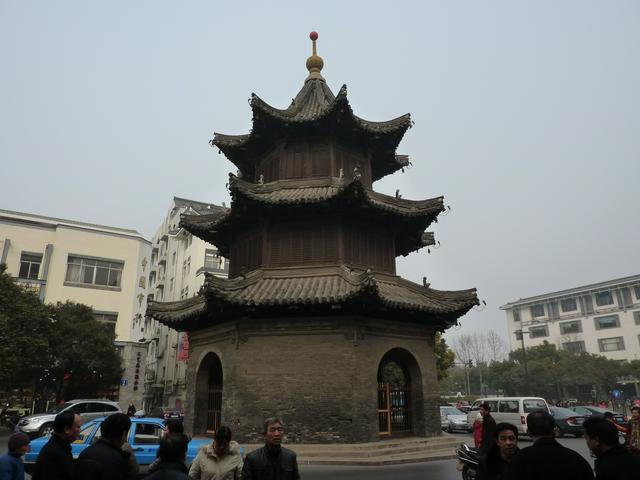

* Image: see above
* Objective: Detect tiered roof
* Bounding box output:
[211,78,410,182]
[147,32,478,332]
[147,266,478,330]
[180,174,444,257]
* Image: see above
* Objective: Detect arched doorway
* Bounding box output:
[194,352,223,436]
[377,348,423,436]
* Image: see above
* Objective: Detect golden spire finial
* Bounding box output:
[306,31,324,80]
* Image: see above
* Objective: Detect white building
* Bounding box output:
[142,197,228,412]
[501,274,640,361]
[0,209,151,341]
[0,208,152,408]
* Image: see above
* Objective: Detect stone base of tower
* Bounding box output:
[183,316,443,444]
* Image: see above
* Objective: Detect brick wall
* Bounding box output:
[183,316,441,443]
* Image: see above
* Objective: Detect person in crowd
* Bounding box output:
[76,413,138,480]
[603,412,627,436]
[148,419,187,473]
[189,425,242,480]
[626,406,640,455]
[584,416,640,479]
[0,432,30,480]
[241,417,299,480]
[144,434,190,480]
[513,411,593,480]
[126,404,137,417]
[479,403,497,455]
[473,411,483,449]
[32,411,82,480]
[163,419,184,437]
[476,422,519,480]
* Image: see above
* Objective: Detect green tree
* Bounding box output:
[45,301,123,400]
[435,332,455,381]
[0,264,52,391]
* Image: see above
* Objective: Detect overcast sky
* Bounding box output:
[2,1,638,344]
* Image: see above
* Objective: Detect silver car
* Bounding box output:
[16,399,121,438]
[440,406,471,433]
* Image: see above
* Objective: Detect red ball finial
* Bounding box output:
[309,31,318,41]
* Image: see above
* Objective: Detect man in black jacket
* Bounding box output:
[76,413,138,480]
[477,422,519,480]
[584,416,640,480]
[32,411,82,480]
[479,402,497,455]
[242,417,300,480]
[513,411,593,480]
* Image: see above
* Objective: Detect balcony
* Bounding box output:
[156,275,165,288]
[158,252,167,265]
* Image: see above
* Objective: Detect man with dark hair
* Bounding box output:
[479,402,497,455]
[0,432,31,480]
[145,434,190,479]
[476,423,519,480]
[76,413,138,480]
[242,417,300,480]
[32,411,82,480]
[584,416,640,479]
[513,411,593,480]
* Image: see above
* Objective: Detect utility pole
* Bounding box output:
[518,329,530,395]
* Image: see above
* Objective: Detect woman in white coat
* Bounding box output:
[189,426,243,480]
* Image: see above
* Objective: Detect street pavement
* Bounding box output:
[1,428,595,480]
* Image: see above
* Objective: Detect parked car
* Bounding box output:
[0,406,31,429]
[466,397,550,435]
[569,405,628,428]
[549,406,586,437]
[15,399,121,438]
[440,406,471,433]
[23,417,213,476]
[148,406,184,422]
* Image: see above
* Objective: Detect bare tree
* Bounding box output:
[452,330,508,365]
[451,334,474,365]
[485,330,508,362]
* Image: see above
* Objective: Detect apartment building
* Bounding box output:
[142,197,228,412]
[0,209,152,408]
[500,274,640,361]
[0,209,151,341]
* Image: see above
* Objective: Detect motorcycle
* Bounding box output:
[456,443,479,480]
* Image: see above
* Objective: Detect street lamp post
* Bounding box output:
[517,329,530,394]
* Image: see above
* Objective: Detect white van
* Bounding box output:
[466,397,550,434]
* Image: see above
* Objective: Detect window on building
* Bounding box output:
[515,330,523,341]
[595,291,614,306]
[19,253,42,280]
[169,278,174,292]
[184,286,189,297]
[598,337,625,352]
[563,341,586,354]
[204,249,217,269]
[594,314,620,330]
[560,298,577,312]
[530,304,545,318]
[187,256,190,275]
[529,325,549,338]
[94,313,117,334]
[559,320,582,334]
[634,311,640,326]
[172,252,176,265]
[513,310,521,322]
[182,260,187,279]
[65,256,123,288]
[634,286,640,300]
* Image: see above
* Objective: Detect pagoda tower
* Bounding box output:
[147,33,478,443]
